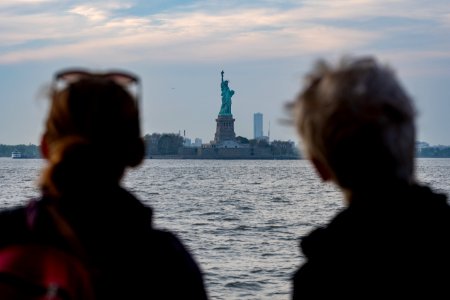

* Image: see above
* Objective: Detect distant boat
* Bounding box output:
[11,151,22,159]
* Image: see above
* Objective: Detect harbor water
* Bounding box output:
[1,158,450,299]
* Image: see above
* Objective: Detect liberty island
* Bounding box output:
[147,71,299,159]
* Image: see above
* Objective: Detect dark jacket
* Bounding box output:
[0,186,208,300]
[293,184,450,299]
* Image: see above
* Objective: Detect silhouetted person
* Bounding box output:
[289,57,450,298]
[0,69,208,299]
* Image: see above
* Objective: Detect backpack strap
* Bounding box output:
[0,199,95,300]
[0,244,93,300]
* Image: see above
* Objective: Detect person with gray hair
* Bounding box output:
[290,56,450,298]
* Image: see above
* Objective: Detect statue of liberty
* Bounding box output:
[219,70,235,115]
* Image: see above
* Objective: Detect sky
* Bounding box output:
[0,0,449,146]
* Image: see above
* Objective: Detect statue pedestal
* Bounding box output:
[214,115,236,144]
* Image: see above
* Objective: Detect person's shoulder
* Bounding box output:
[147,228,203,272]
[412,184,448,206]
[104,187,153,223]
[117,187,152,210]
[406,184,450,220]
[144,228,208,299]
[149,229,192,256]
[300,204,368,259]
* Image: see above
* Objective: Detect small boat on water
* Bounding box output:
[11,151,22,159]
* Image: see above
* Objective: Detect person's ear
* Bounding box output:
[310,157,333,182]
[40,134,49,159]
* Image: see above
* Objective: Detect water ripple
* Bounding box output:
[2,158,450,299]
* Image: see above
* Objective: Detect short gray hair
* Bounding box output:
[293,56,416,190]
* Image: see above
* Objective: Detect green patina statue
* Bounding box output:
[219,70,235,116]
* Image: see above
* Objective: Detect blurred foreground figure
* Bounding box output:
[290,57,450,299]
[0,69,208,299]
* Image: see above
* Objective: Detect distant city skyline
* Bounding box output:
[1,1,450,146]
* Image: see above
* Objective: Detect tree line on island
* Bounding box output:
[1,139,450,158]
[143,133,299,157]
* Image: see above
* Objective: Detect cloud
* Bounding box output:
[0,13,75,46]
[0,1,136,47]
[0,1,448,66]
[69,5,109,22]
[0,0,55,6]
[68,2,133,22]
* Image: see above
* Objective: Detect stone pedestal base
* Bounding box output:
[214,115,236,143]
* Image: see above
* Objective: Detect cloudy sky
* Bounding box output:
[1,0,449,146]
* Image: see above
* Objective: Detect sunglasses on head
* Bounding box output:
[53,68,141,104]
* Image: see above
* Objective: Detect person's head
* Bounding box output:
[41,69,145,197]
[292,56,416,194]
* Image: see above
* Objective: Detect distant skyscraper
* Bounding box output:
[254,113,263,139]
